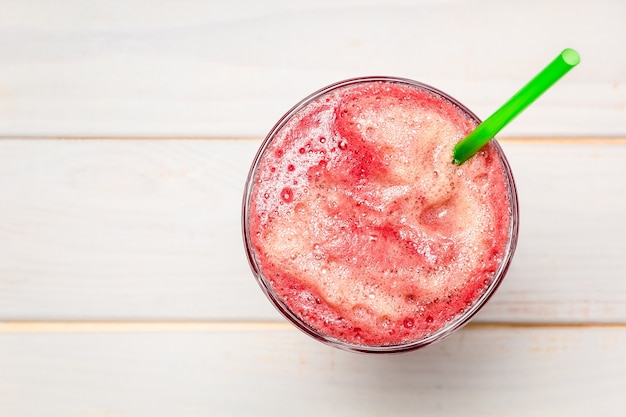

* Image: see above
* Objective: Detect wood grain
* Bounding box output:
[0,326,625,416]
[0,138,624,322]
[0,0,624,137]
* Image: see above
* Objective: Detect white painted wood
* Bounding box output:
[0,138,280,320]
[0,0,624,137]
[0,2,623,414]
[0,325,624,416]
[0,138,624,322]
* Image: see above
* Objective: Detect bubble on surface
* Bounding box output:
[377,315,391,329]
[280,187,293,203]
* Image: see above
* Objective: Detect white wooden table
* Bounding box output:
[1,1,625,415]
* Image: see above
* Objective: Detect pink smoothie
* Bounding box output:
[244,78,516,350]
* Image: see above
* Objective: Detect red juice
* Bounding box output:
[243,77,518,353]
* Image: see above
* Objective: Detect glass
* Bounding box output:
[242,77,519,353]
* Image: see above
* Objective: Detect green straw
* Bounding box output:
[453,48,580,165]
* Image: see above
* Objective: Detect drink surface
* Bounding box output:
[246,79,512,348]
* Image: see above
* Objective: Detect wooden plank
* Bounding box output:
[0,0,624,137]
[0,138,280,320]
[0,325,625,416]
[0,138,625,322]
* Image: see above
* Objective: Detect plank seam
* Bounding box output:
[1,321,625,333]
[1,136,626,144]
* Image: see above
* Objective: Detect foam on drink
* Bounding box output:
[246,79,513,348]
